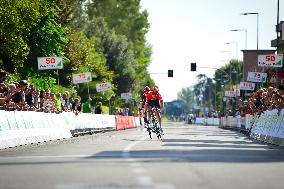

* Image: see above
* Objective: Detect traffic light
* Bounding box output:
[191,63,196,71]
[168,70,173,77]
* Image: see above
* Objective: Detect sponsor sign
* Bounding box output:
[38,57,63,70]
[121,92,132,99]
[72,72,92,84]
[247,72,267,83]
[96,82,112,92]
[258,54,283,67]
[225,90,236,97]
[240,82,255,91]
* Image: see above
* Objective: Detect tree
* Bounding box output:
[0,0,53,72]
[177,87,195,113]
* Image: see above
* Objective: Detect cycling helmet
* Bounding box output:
[143,86,150,93]
[152,86,159,91]
[152,86,159,95]
[152,87,159,95]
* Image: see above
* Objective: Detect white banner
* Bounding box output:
[72,72,92,84]
[240,82,255,91]
[37,57,63,70]
[96,82,112,92]
[258,54,283,67]
[121,92,132,99]
[247,72,267,83]
[225,90,236,97]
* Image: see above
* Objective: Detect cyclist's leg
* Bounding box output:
[155,109,163,134]
[156,109,161,127]
[145,102,151,124]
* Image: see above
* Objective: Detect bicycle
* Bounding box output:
[146,107,163,140]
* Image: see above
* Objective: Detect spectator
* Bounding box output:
[118,109,124,115]
[123,108,129,116]
[62,91,71,111]
[95,102,103,114]
[82,98,92,113]
[12,80,28,110]
[43,90,53,112]
[55,92,63,112]
[72,98,82,115]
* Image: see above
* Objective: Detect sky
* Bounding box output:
[140,0,284,102]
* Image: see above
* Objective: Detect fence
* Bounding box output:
[0,111,139,149]
[219,109,284,146]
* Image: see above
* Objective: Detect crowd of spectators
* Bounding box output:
[0,70,105,115]
[238,86,284,116]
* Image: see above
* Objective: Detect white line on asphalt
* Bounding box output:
[136,176,153,186]
[0,155,89,159]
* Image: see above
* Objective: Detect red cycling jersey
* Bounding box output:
[146,90,163,102]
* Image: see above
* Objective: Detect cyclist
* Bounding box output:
[139,86,151,126]
[145,86,164,133]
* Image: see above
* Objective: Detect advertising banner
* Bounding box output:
[121,92,132,99]
[96,82,112,92]
[247,72,267,83]
[225,90,236,97]
[72,72,92,84]
[37,57,63,70]
[258,54,283,67]
[240,82,255,91]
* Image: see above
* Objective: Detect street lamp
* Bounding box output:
[230,29,247,50]
[231,29,247,82]
[240,12,259,50]
[224,42,238,60]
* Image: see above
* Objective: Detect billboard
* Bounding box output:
[72,72,92,84]
[38,57,63,70]
[258,54,283,67]
[240,82,255,91]
[121,92,132,99]
[247,72,267,83]
[96,82,112,92]
[225,90,236,97]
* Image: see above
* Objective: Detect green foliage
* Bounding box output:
[27,72,56,90]
[0,0,153,108]
[4,72,20,85]
[0,0,53,70]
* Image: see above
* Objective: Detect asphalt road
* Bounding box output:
[0,121,284,189]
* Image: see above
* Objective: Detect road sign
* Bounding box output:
[72,72,92,84]
[121,92,132,99]
[247,72,267,83]
[258,54,283,67]
[37,57,63,70]
[240,82,255,91]
[96,82,112,92]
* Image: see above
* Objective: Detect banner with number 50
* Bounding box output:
[37,57,63,70]
[258,54,283,67]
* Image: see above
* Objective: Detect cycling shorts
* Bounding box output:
[147,99,160,109]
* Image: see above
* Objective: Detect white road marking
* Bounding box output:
[136,176,153,186]
[0,155,88,159]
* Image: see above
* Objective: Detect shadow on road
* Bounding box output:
[86,147,284,163]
